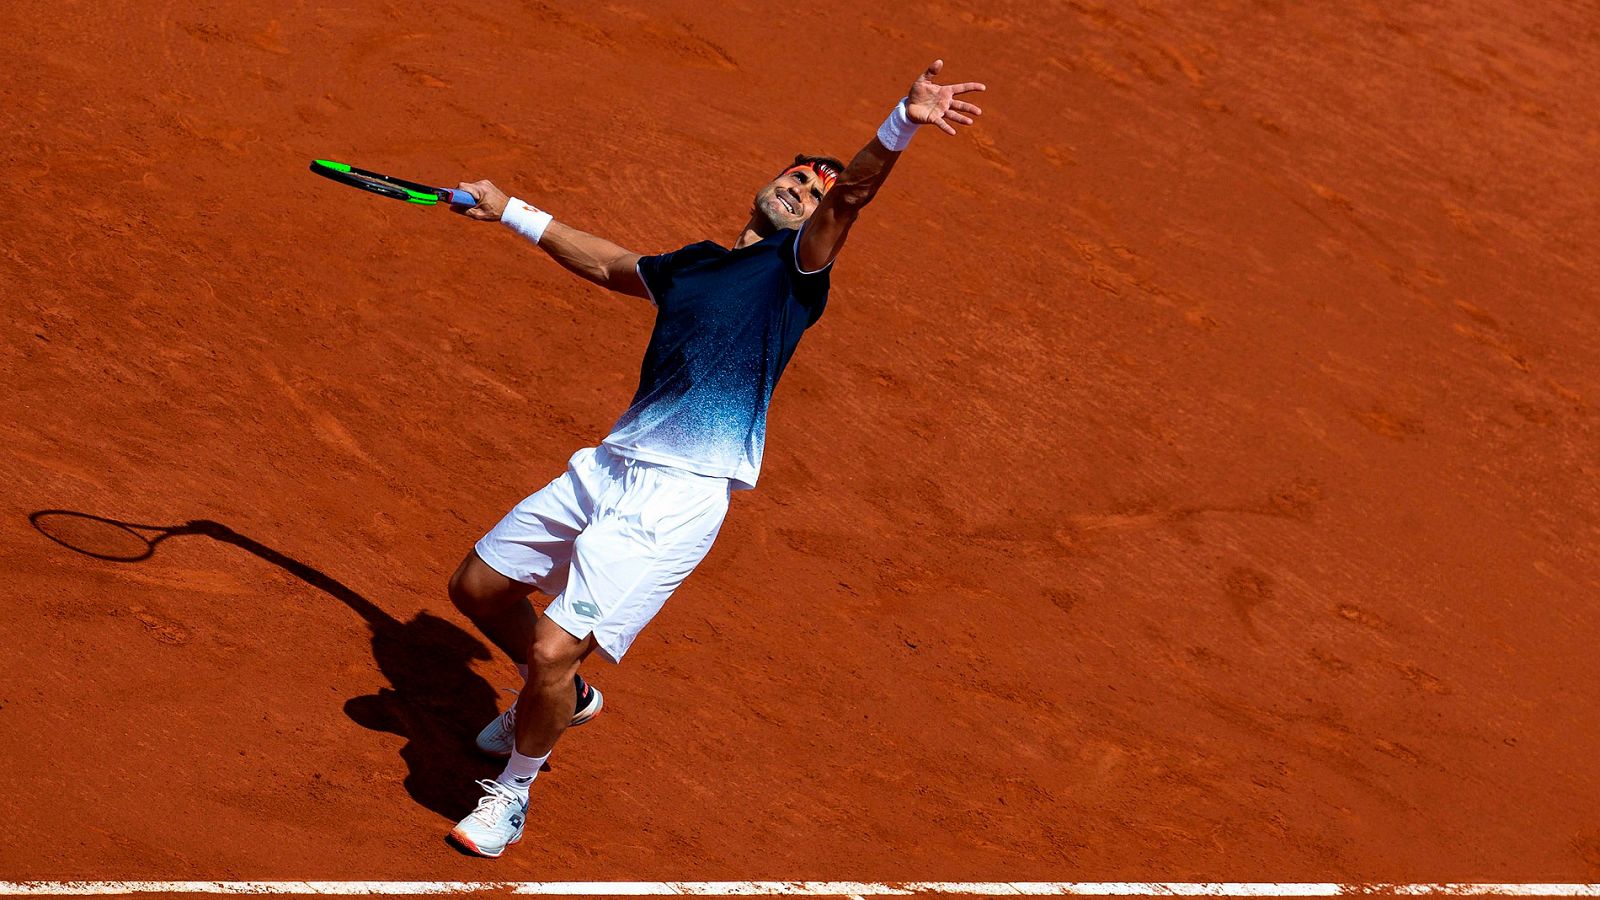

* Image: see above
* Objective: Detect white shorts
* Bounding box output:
[474,445,731,663]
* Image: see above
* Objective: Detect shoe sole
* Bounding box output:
[477,688,604,759]
[449,826,523,859]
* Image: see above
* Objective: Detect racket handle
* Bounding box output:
[448,188,478,208]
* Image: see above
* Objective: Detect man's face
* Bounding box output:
[753,165,830,230]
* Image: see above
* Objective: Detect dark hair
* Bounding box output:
[784,153,846,179]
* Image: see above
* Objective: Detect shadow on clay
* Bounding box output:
[26,509,500,821]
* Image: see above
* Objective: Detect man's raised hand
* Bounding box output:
[905,59,986,136]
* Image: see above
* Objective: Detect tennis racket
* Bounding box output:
[309,159,477,208]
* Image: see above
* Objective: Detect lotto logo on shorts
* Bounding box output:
[569,600,602,620]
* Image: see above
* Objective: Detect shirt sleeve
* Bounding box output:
[786,226,832,326]
[637,242,710,309]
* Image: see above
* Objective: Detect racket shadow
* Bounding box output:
[27,510,500,821]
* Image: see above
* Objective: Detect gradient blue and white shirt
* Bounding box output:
[601,226,831,490]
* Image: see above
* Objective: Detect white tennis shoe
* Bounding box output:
[449,779,527,858]
[476,674,604,757]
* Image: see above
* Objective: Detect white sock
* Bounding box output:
[516,663,529,681]
[496,748,548,799]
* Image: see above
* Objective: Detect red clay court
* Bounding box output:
[1,0,1598,890]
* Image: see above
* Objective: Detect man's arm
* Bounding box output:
[797,59,986,273]
[455,180,649,300]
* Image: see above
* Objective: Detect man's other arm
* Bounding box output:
[457,180,649,300]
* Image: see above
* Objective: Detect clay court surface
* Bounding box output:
[3,0,1599,887]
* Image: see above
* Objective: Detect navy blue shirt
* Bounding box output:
[601,225,830,489]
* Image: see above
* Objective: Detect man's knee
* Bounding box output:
[527,626,586,685]
[447,551,520,617]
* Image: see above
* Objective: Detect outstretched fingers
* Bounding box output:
[909,60,988,134]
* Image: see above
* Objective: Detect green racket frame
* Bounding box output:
[309,159,476,207]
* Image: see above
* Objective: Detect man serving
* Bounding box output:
[444,59,985,858]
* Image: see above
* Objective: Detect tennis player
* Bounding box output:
[444,60,985,858]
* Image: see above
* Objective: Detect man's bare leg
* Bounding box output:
[447,550,537,664]
[514,613,597,758]
[449,583,597,857]
[486,614,594,795]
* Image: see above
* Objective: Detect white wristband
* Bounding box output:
[876,99,919,152]
[502,197,554,244]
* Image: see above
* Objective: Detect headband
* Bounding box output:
[782,161,839,192]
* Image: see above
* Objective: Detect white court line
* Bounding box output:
[0,884,1598,896]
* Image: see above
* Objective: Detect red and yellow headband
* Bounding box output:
[781,161,839,192]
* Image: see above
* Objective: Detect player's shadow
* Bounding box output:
[26,510,500,820]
